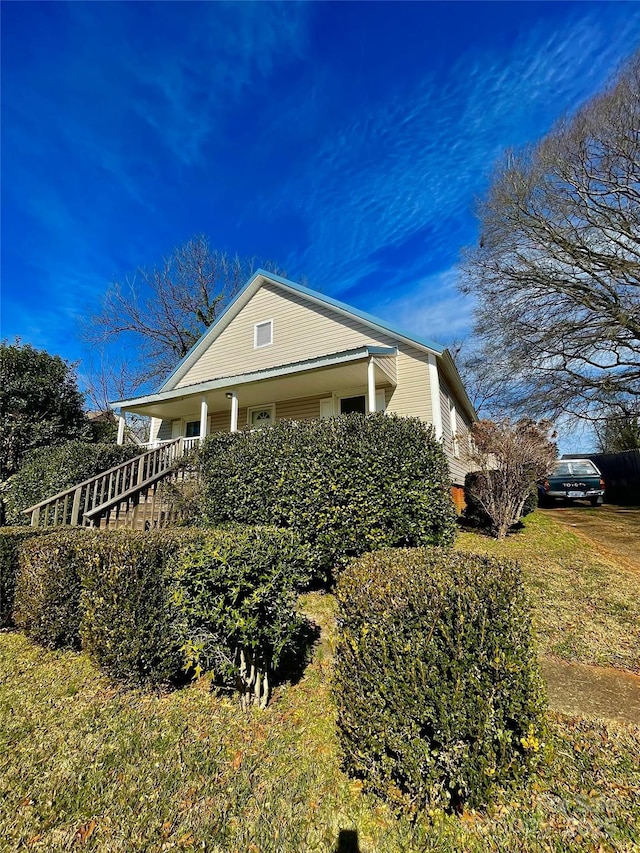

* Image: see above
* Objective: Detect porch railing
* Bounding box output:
[22,437,190,529]
[141,437,201,453]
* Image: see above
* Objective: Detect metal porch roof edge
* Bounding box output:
[111,345,398,410]
[158,269,444,392]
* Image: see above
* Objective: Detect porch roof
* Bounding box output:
[112,345,397,419]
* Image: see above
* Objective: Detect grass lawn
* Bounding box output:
[1,512,639,852]
[456,512,640,673]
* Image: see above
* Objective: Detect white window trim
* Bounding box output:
[254,319,273,348]
[247,403,276,428]
[334,386,366,416]
[332,386,386,415]
[320,397,334,419]
[449,402,460,458]
[172,416,201,439]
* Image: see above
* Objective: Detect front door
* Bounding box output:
[249,406,275,428]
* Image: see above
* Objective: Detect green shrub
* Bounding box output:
[172,526,313,707]
[13,530,88,648]
[0,527,49,627]
[334,547,547,812]
[199,414,457,577]
[78,529,204,685]
[77,526,312,694]
[4,440,140,524]
[463,471,538,531]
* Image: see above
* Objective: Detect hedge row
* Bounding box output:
[12,527,313,704]
[13,529,86,647]
[198,414,457,576]
[0,527,50,627]
[79,529,204,683]
[334,547,547,811]
[4,440,140,525]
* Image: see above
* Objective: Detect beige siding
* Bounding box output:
[178,285,431,424]
[276,395,325,422]
[209,410,231,433]
[439,377,474,486]
[169,281,441,429]
[208,395,334,431]
[385,345,433,422]
[157,419,173,441]
[176,283,394,386]
[440,381,452,457]
[212,398,327,428]
[209,408,248,432]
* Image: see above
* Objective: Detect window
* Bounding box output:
[340,395,366,415]
[185,421,200,438]
[449,401,459,458]
[254,320,273,348]
[570,461,599,475]
[248,405,275,428]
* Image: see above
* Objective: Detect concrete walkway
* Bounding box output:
[541,657,640,726]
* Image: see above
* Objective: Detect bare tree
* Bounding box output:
[461,53,640,424]
[84,235,285,390]
[449,338,515,418]
[80,356,148,444]
[465,418,557,539]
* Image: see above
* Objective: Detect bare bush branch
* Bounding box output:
[466,419,557,539]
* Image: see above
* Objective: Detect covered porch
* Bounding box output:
[111,345,398,446]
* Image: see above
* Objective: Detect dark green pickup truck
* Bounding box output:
[538,459,606,507]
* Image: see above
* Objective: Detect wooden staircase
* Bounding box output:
[22,438,197,531]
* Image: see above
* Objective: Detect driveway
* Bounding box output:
[541,503,640,572]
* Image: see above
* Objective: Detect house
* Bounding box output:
[112,270,477,506]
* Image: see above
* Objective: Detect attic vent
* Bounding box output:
[254,320,273,348]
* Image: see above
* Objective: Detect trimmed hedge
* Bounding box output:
[4,440,140,525]
[0,527,49,627]
[198,414,457,577]
[334,547,547,812]
[78,529,204,684]
[13,530,88,648]
[172,526,313,706]
[12,526,314,701]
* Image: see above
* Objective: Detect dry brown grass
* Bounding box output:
[456,512,640,673]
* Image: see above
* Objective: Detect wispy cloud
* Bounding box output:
[270,9,640,300]
[1,0,311,350]
[367,267,475,347]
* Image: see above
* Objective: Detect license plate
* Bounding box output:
[568,491,585,498]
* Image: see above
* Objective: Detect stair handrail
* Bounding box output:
[82,466,178,526]
[21,437,184,525]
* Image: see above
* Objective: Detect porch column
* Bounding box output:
[367,357,376,413]
[227,391,239,432]
[427,352,443,440]
[148,417,161,446]
[116,414,126,445]
[199,396,209,444]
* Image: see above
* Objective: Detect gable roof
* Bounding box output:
[160,270,445,392]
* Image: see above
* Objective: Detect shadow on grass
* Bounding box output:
[456,515,528,538]
[334,829,360,852]
[274,617,321,689]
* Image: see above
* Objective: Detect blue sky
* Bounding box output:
[2,1,639,436]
